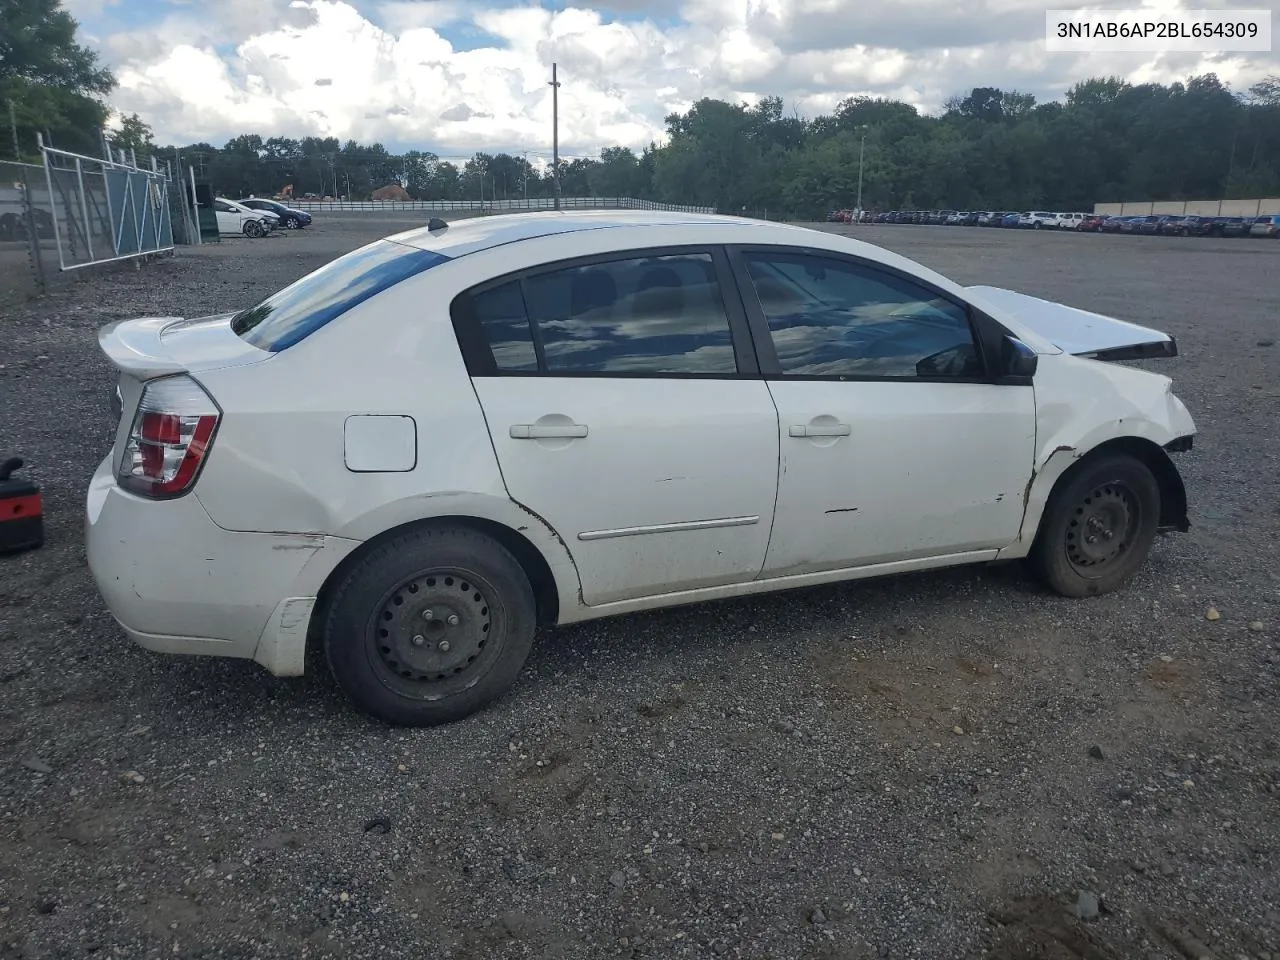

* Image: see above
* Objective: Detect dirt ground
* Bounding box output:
[1,218,1277,960]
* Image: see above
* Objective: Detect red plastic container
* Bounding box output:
[0,457,44,555]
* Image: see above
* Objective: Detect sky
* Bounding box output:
[63,0,1280,161]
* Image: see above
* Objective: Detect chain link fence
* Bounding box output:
[286,196,717,214]
[40,142,174,272]
[0,161,51,304]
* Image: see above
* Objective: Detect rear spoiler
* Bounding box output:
[98,317,188,378]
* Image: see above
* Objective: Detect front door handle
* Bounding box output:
[789,423,851,438]
[510,423,589,440]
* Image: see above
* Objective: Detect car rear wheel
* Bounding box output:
[322,525,537,726]
[1030,454,1161,598]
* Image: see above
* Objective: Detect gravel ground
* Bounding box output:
[1,218,1278,960]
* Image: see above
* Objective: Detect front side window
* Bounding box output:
[464,251,739,375]
[742,252,983,379]
[232,240,450,351]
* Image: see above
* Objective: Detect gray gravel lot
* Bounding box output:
[1,218,1278,960]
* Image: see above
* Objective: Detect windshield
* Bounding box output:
[231,239,451,351]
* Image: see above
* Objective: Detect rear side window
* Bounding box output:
[232,240,450,351]
[458,252,740,375]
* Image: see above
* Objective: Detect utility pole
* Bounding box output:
[7,99,19,160]
[855,124,869,223]
[549,62,561,210]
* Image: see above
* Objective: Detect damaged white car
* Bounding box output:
[86,211,1195,725]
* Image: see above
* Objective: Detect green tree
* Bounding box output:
[1,0,114,158]
[111,112,153,157]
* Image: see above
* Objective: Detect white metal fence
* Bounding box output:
[284,196,717,214]
[37,135,175,273]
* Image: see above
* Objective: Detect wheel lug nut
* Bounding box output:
[438,640,450,652]
[422,609,434,620]
[447,614,460,626]
[411,635,425,647]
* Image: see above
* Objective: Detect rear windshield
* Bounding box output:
[231,240,450,351]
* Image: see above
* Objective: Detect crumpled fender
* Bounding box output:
[1000,352,1196,556]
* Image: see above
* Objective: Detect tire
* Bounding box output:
[1033,221,1042,230]
[1030,454,1161,598]
[285,216,299,230]
[243,219,264,238]
[322,525,537,726]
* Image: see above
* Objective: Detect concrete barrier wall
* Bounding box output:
[1097,197,1280,217]
[1221,200,1260,217]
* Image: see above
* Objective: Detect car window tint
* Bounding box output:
[470,281,538,371]
[513,252,738,374]
[231,239,451,352]
[743,253,982,379]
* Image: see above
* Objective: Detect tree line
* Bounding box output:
[7,1,1279,219]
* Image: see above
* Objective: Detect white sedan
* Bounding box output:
[212,198,278,238]
[87,211,1195,725]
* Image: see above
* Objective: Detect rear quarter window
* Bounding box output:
[232,240,450,351]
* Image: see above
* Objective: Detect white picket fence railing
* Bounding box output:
[283,196,717,214]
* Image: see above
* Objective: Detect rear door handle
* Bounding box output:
[789,423,851,438]
[510,423,589,440]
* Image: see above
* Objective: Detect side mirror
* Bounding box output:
[1001,335,1038,379]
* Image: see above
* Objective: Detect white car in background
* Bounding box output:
[1019,211,1057,229]
[213,198,278,238]
[1055,212,1087,230]
[86,210,1196,726]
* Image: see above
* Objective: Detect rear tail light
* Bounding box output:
[118,375,220,498]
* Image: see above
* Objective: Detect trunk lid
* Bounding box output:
[98,313,271,379]
[99,314,272,461]
[965,286,1178,362]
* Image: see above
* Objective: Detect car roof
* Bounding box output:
[385,209,815,259]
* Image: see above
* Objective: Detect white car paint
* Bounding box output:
[212,198,277,236]
[762,378,1035,577]
[86,210,1196,683]
[1019,211,1057,229]
[963,286,1176,360]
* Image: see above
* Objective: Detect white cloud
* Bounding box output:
[85,0,1280,154]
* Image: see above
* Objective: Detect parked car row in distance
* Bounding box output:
[1084,213,1279,238]
[869,209,1280,238]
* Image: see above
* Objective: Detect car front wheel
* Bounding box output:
[243,219,264,238]
[1030,454,1161,598]
[322,525,537,726]
[285,216,300,229]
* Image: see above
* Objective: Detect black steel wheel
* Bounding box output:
[368,569,502,700]
[1030,454,1161,598]
[322,525,537,725]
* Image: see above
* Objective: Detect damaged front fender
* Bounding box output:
[1000,353,1196,557]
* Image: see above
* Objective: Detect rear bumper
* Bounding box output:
[85,456,360,675]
